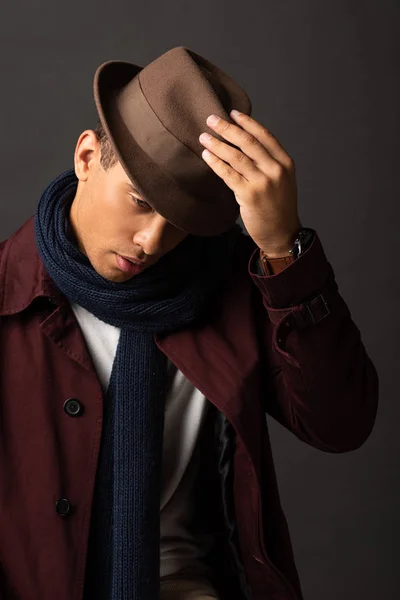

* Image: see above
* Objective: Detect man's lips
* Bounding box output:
[119,254,147,266]
[115,254,148,274]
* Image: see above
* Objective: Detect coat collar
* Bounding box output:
[0,216,63,316]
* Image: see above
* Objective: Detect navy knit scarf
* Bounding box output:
[34,168,241,600]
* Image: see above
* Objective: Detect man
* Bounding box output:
[0,46,378,600]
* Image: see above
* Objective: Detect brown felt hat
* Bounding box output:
[93,46,252,236]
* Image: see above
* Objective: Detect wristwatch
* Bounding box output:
[258,227,315,276]
[287,227,315,260]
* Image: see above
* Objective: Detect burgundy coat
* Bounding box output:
[0,217,379,600]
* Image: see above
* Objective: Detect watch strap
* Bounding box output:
[259,252,296,276]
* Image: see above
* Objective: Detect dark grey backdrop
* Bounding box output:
[0,1,398,598]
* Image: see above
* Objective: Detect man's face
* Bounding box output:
[69,130,189,283]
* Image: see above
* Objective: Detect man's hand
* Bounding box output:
[199,110,302,257]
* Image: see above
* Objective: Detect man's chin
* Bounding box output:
[91,263,139,283]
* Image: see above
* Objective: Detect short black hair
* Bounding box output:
[93,120,118,171]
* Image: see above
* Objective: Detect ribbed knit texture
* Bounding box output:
[34,168,241,600]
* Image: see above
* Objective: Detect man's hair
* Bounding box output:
[93,120,118,171]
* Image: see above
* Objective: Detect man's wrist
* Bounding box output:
[257,229,300,258]
[259,227,314,260]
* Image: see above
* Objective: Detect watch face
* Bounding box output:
[296,228,314,255]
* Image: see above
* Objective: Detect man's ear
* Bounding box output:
[74,130,101,182]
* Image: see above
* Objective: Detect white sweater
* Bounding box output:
[71,302,214,579]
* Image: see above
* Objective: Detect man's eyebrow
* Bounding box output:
[126,182,142,194]
[125,182,152,204]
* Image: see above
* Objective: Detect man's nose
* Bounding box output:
[134,217,170,257]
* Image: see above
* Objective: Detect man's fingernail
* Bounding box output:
[207,114,219,126]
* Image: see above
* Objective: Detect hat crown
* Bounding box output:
[135,47,250,158]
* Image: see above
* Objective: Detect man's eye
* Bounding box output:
[132,196,149,209]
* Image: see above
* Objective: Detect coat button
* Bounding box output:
[64,398,83,417]
[56,497,72,517]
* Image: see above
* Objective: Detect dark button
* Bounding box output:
[56,497,72,517]
[64,398,83,417]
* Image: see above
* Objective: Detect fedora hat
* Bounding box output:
[93,46,252,236]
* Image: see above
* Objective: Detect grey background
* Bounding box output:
[0,1,398,598]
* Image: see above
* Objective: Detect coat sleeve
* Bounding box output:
[248,230,379,453]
